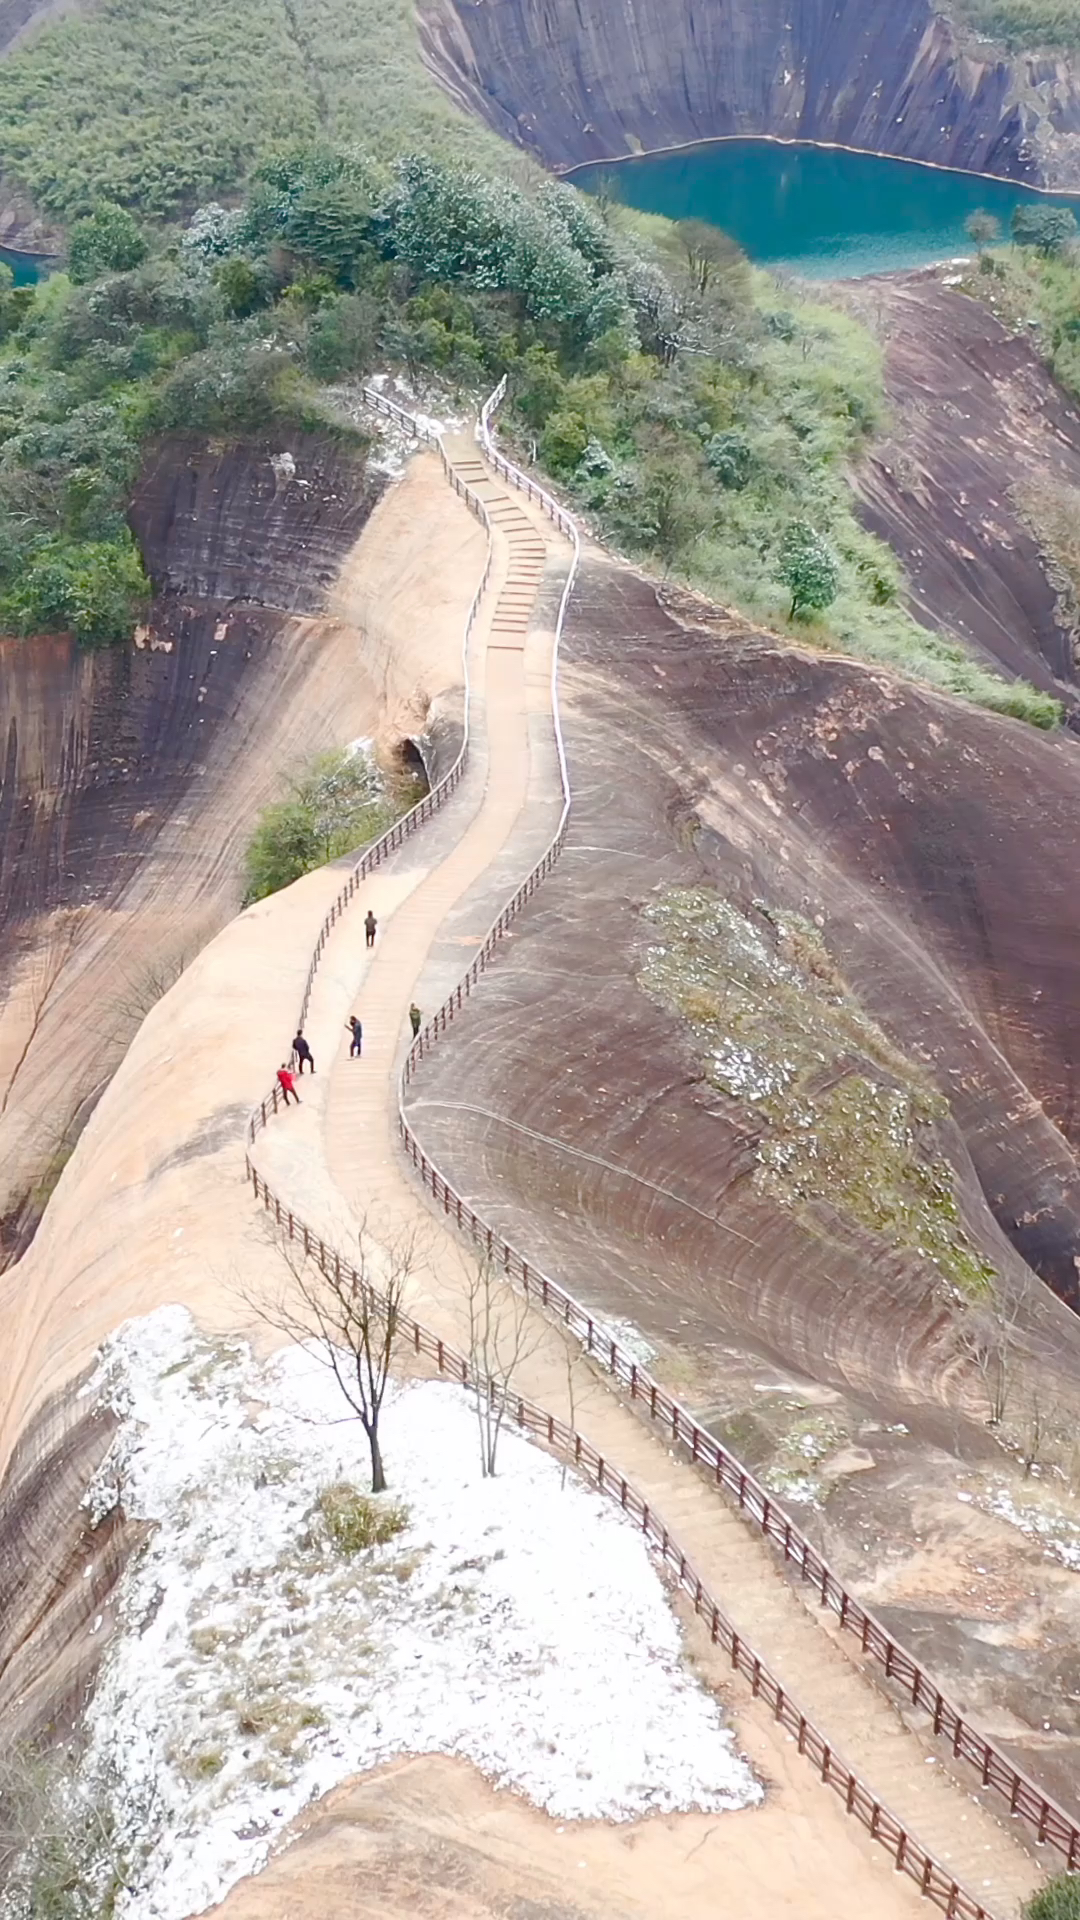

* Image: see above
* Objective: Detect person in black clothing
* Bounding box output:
[346,1015,363,1057]
[292,1032,315,1074]
[409,1003,422,1038]
[364,909,377,948]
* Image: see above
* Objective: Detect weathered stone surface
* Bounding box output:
[420,0,1080,187]
[0,433,387,1264]
[844,271,1080,716]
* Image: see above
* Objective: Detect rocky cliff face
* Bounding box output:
[420,0,1080,187]
[0,432,387,1265]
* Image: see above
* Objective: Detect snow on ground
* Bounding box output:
[962,1481,1080,1571]
[327,370,471,474]
[599,1315,656,1367]
[80,1307,760,1920]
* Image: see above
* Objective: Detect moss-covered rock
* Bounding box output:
[640,887,996,1299]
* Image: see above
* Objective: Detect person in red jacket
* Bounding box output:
[276,1062,300,1106]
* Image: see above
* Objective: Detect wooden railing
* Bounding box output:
[244,381,1071,1909]
[248,388,494,1140]
[243,1158,994,1920]
[396,398,1080,1876]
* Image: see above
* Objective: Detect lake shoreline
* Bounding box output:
[563,129,1080,201]
[570,136,1075,279]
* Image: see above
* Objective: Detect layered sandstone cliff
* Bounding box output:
[420,0,1080,187]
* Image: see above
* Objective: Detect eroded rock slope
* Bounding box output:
[407,551,1080,1806]
[0,432,386,1265]
[421,0,1080,186]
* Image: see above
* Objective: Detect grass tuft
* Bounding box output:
[318,1482,409,1556]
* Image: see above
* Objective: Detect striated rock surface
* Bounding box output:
[0,432,388,1264]
[841,272,1080,719]
[420,0,1080,187]
[408,554,1080,1798]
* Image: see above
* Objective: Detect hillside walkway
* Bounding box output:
[254,431,1041,1920]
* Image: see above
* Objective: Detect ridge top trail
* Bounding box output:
[251,421,1045,1920]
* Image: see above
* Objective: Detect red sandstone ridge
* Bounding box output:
[419,0,1080,188]
[407,547,1080,1804]
[0,433,390,1266]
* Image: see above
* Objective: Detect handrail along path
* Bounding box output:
[243,382,1070,1914]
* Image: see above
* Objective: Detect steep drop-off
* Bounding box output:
[420,0,1080,187]
[0,432,387,1265]
[842,271,1080,718]
[0,443,484,1748]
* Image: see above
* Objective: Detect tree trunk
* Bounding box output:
[366,1423,386,1494]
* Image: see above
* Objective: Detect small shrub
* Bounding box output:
[244,746,396,901]
[318,1481,408,1555]
[68,202,147,283]
[1024,1873,1080,1920]
[776,520,840,620]
[704,429,751,490]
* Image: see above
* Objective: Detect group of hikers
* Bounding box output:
[274,906,425,1106]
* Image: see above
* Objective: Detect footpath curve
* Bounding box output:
[245,385,1054,1920]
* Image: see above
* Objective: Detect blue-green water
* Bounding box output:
[0,245,51,285]
[571,139,1080,278]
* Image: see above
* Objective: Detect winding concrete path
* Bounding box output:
[254,431,1044,1920]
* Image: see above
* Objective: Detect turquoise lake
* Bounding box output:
[0,245,51,285]
[571,139,1080,278]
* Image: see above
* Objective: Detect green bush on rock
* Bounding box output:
[244,746,406,902]
[1024,1874,1080,1920]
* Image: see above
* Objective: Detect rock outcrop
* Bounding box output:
[420,0,1080,187]
[844,271,1080,718]
[0,432,387,1265]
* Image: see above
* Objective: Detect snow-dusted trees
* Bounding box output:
[388,155,635,352]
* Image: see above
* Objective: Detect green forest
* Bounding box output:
[954,0,1080,48]
[0,146,1059,722]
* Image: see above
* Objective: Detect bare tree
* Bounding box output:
[1017,1388,1068,1479]
[245,1217,421,1493]
[465,1256,541,1478]
[957,1288,1026,1429]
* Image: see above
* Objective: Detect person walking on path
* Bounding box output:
[292,1032,315,1074]
[409,1003,422,1038]
[346,1015,363,1058]
[364,909,377,949]
[277,1063,300,1106]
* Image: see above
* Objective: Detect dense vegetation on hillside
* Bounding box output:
[0,147,1058,719]
[954,0,1080,48]
[0,0,500,224]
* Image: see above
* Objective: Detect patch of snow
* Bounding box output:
[979,1483,1080,1572]
[81,1309,760,1920]
[598,1316,656,1367]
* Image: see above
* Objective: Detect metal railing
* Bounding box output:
[243,1157,994,1920]
[244,381,1071,1904]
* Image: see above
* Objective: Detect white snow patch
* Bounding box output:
[598,1316,656,1367]
[978,1483,1080,1572]
[80,1308,760,1920]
